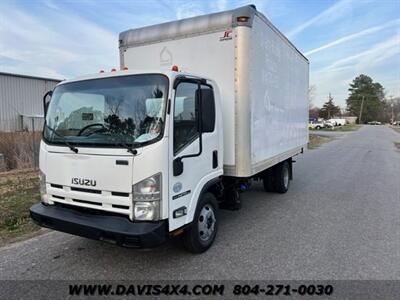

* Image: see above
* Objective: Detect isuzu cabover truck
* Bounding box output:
[30,5,309,253]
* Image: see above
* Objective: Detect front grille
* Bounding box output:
[51,184,63,189]
[111,191,129,197]
[112,204,130,210]
[71,187,101,194]
[48,183,132,217]
[73,198,102,206]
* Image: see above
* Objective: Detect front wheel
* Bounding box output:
[183,193,218,253]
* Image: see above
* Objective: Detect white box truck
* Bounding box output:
[327,118,346,126]
[30,5,309,253]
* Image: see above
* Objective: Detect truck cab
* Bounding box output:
[31,68,224,252]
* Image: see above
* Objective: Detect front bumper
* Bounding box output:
[30,203,167,248]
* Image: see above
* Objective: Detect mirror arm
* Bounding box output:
[178,131,203,162]
[177,82,203,162]
[173,133,202,176]
[173,83,204,176]
[43,90,53,117]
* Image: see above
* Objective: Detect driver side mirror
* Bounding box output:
[43,90,53,117]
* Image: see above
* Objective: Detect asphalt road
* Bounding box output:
[1,125,399,280]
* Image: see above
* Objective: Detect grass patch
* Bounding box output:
[308,134,333,149]
[330,124,361,131]
[0,169,41,246]
[394,142,400,151]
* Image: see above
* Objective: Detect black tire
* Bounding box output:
[183,193,218,253]
[273,161,290,194]
[262,169,274,192]
[220,189,241,210]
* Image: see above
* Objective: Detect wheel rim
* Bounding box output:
[283,166,289,189]
[198,204,216,242]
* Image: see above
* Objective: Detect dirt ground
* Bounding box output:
[308,134,333,149]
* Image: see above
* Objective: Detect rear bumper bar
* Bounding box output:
[30,203,167,248]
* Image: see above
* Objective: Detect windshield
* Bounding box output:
[44,74,168,147]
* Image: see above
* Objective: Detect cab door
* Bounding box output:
[168,79,219,231]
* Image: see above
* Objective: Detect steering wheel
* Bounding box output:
[77,123,106,136]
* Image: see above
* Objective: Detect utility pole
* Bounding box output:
[359,95,365,124]
[389,96,394,124]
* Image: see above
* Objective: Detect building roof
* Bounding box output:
[0,71,63,82]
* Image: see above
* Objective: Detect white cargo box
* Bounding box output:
[119,5,309,177]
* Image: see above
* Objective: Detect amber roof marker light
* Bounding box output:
[237,16,250,22]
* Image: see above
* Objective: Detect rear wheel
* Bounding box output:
[273,161,290,193]
[183,193,218,253]
[262,169,274,192]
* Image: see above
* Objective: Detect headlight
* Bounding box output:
[39,170,49,204]
[132,173,161,221]
[133,173,161,201]
[134,201,160,221]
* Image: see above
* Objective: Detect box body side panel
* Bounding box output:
[246,16,309,175]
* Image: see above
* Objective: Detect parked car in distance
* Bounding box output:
[327,118,346,126]
[368,121,382,125]
[309,120,326,130]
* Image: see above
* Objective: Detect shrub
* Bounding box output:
[0,132,41,170]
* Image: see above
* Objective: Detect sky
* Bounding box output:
[0,0,399,108]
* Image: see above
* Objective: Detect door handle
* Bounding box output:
[212,150,218,169]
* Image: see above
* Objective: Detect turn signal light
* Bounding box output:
[170,228,184,237]
[111,68,116,72]
[171,65,179,72]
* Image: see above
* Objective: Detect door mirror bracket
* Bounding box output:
[43,90,53,117]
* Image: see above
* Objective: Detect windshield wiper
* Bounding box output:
[44,124,79,153]
[111,134,139,155]
[122,143,138,155]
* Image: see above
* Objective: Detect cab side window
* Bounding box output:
[174,82,199,154]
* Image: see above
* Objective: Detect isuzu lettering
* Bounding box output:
[30,5,309,253]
